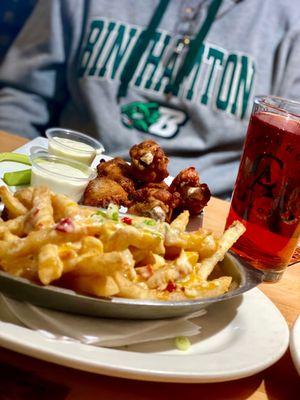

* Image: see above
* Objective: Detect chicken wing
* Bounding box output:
[170,167,211,215]
[83,177,129,208]
[129,140,169,183]
[128,182,181,222]
[128,199,170,222]
[97,157,136,195]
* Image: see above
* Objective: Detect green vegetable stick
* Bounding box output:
[3,169,32,186]
[0,152,31,165]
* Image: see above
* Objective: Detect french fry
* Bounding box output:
[2,230,19,242]
[170,210,189,232]
[52,193,94,221]
[104,226,164,254]
[145,251,195,290]
[130,248,153,264]
[53,237,104,277]
[79,236,103,256]
[0,223,9,239]
[38,244,64,285]
[197,221,246,280]
[0,185,245,302]
[51,193,79,221]
[146,266,179,290]
[173,250,197,274]
[38,242,83,281]
[113,271,153,299]
[185,277,232,298]
[30,187,54,229]
[0,186,27,217]
[2,215,26,236]
[14,187,34,209]
[69,249,135,278]
[181,230,218,258]
[0,254,38,279]
[133,250,165,270]
[0,227,86,259]
[185,251,199,266]
[168,276,232,300]
[57,244,80,270]
[68,275,119,297]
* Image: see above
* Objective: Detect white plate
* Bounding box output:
[0,288,289,383]
[290,315,300,375]
[0,139,289,381]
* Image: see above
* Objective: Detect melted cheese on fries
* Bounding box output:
[0,186,246,301]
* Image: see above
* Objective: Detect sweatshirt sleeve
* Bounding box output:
[0,0,69,139]
[272,25,300,103]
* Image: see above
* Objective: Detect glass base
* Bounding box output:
[230,248,286,283]
[260,269,285,283]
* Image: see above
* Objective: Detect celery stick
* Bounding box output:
[0,152,31,165]
[3,169,31,186]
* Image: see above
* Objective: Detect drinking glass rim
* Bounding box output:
[255,95,300,119]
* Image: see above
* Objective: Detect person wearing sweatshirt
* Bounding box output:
[0,0,299,198]
[0,0,37,62]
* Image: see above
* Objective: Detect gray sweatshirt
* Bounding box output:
[0,0,299,197]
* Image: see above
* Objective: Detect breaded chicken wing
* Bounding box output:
[97,157,136,195]
[83,177,129,208]
[129,140,169,183]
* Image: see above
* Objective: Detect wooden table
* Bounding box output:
[0,132,299,399]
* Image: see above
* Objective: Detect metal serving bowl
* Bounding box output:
[0,252,263,320]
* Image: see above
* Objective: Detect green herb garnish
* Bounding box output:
[95,210,107,217]
[174,336,191,351]
[107,203,119,221]
[143,219,156,226]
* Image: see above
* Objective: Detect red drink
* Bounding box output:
[226,97,300,281]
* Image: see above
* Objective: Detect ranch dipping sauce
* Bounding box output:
[48,137,96,165]
[30,153,96,201]
[46,128,105,166]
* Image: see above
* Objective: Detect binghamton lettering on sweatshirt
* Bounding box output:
[78,18,255,120]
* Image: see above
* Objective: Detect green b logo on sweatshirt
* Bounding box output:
[121,101,187,138]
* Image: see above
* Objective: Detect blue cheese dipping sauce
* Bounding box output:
[30,152,97,201]
[46,128,105,165]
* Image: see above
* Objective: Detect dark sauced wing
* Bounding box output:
[129,140,169,183]
[129,182,182,222]
[170,167,211,215]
